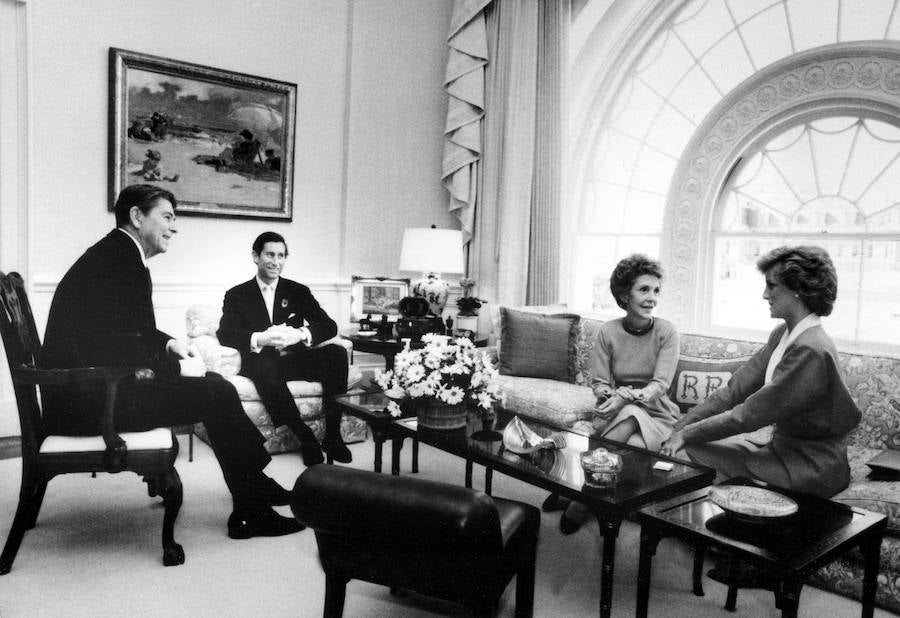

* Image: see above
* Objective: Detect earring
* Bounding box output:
[794,294,799,298]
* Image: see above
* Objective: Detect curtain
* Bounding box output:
[442,0,492,244]
[460,0,565,308]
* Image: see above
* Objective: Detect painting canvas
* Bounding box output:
[350,277,410,322]
[109,48,296,219]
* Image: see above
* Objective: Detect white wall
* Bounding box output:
[0,0,454,436]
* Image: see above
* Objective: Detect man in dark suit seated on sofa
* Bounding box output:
[217,231,353,466]
[40,184,302,540]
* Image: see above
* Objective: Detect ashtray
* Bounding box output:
[581,448,622,487]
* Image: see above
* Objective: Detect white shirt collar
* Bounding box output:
[117,228,147,267]
[256,276,279,292]
[764,313,822,384]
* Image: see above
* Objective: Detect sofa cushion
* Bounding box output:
[496,375,596,428]
[667,355,751,416]
[499,307,580,382]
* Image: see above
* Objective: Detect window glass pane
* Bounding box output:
[592,132,641,182]
[700,32,755,94]
[726,0,782,24]
[623,190,666,234]
[711,237,783,330]
[645,103,697,158]
[668,64,722,125]
[841,0,895,41]
[857,240,900,344]
[740,4,793,69]
[810,121,856,195]
[674,0,733,58]
[791,197,862,233]
[636,31,694,98]
[843,124,900,201]
[787,0,838,50]
[610,79,664,141]
[630,148,678,196]
[582,182,627,232]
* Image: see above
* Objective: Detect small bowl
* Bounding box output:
[581,448,622,487]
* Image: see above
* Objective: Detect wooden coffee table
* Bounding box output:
[390,409,715,617]
[634,477,886,618]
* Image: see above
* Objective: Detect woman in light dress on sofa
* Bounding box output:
[558,254,681,534]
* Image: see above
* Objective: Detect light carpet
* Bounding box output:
[0,435,889,617]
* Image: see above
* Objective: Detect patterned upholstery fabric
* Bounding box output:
[491,306,900,613]
[495,375,595,428]
[186,304,367,454]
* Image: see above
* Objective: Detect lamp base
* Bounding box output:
[411,272,449,317]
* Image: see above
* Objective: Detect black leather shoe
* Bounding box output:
[323,440,353,464]
[300,441,325,467]
[227,508,305,539]
[559,512,583,535]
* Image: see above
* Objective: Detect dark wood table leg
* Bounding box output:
[692,545,706,596]
[465,459,473,488]
[724,556,739,612]
[861,531,882,618]
[595,515,622,618]
[373,433,384,473]
[636,526,662,618]
[778,579,802,618]
[391,435,404,475]
[484,466,493,495]
[412,437,419,473]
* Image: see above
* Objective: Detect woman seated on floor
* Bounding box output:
[660,245,861,499]
[557,254,682,534]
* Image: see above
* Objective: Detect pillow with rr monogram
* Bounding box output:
[667,355,751,416]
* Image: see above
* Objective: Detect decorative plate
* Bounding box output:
[708,485,798,520]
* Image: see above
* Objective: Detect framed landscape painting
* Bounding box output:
[109,48,297,219]
[350,277,410,322]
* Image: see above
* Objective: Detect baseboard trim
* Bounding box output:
[0,435,22,460]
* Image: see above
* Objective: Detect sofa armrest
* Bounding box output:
[191,335,241,376]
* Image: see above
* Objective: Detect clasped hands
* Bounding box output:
[592,386,645,421]
[257,324,309,350]
[659,429,685,457]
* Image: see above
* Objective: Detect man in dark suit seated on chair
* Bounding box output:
[40,184,302,540]
[217,231,353,466]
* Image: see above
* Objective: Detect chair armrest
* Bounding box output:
[12,365,151,459]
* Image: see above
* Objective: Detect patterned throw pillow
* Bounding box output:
[499,307,581,383]
[667,355,751,415]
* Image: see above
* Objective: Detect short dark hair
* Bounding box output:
[114,184,177,227]
[252,231,288,256]
[757,246,837,316]
[609,254,664,309]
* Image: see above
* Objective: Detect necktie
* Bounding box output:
[262,285,275,323]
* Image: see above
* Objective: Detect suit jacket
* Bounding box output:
[676,324,861,496]
[40,229,178,433]
[217,277,337,358]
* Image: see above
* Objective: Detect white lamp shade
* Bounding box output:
[398,228,465,275]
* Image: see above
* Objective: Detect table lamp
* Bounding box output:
[399,226,465,317]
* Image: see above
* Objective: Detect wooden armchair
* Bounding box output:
[0,271,184,574]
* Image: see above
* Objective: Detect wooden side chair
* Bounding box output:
[291,465,540,617]
[0,271,184,574]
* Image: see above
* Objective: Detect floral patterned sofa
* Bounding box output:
[488,305,900,613]
[185,304,367,454]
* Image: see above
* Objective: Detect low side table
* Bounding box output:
[634,477,886,618]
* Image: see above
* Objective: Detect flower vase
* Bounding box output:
[417,399,467,430]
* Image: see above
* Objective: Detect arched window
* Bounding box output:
[569,0,900,352]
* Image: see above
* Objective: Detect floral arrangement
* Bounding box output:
[375,333,503,417]
[456,277,486,316]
